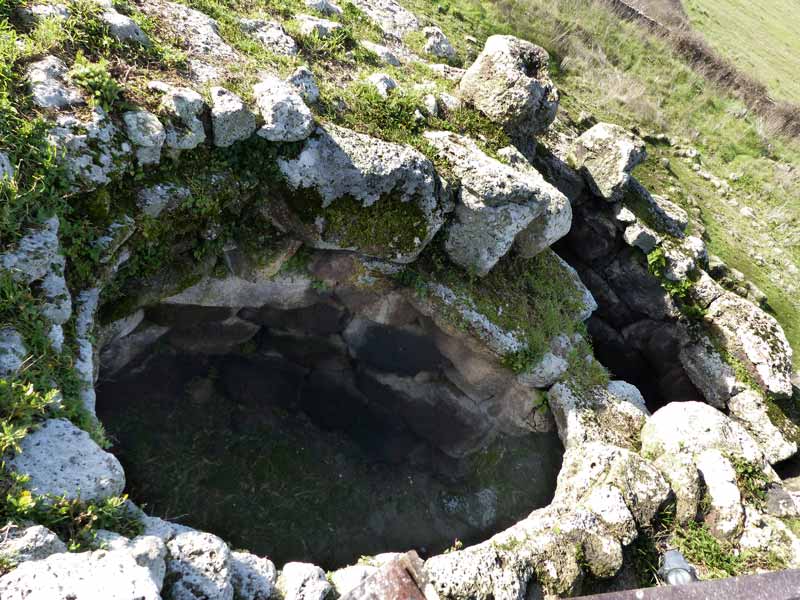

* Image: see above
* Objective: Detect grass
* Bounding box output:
[683,0,800,104]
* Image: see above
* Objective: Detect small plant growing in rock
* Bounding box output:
[69,52,122,112]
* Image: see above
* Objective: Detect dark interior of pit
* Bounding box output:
[96,300,563,569]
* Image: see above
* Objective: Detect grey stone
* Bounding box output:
[15,4,69,27]
[93,531,168,589]
[304,0,342,16]
[137,183,191,217]
[286,66,320,104]
[0,548,161,600]
[74,288,100,413]
[424,131,567,275]
[695,449,743,539]
[6,419,125,502]
[210,87,256,147]
[254,75,314,142]
[144,1,236,63]
[569,123,646,202]
[423,26,455,59]
[361,40,401,66]
[0,152,13,181]
[27,56,84,109]
[296,14,343,38]
[459,35,558,138]
[678,336,742,409]
[623,221,659,252]
[101,8,150,45]
[653,453,701,524]
[347,0,419,37]
[238,19,298,55]
[366,72,397,98]
[429,63,465,81]
[166,530,233,600]
[438,92,461,112]
[0,523,67,565]
[627,178,688,236]
[100,321,170,377]
[277,562,332,600]
[330,564,377,596]
[152,83,207,151]
[729,388,798,464]
[123,110,166,165]
[0,328,27,377]
[231,551,277,600]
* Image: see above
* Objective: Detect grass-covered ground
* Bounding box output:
[683,0,800,104]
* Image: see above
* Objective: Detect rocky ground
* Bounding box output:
[0,0,799,599]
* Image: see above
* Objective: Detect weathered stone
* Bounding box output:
[296,14,343,37]
[705,291,794,397]
[144,1,236,63]
[0,548,162,600]
[424,131,567,275]
[739,507,800,568]
[641,401,765,464]
[688,269,726,309]
[653,453,701,524]
[459,35,558,138]
[423,26,455,59]
[26,56,84,109]
[167,316,260,354]
[123,110,166,165]
[166,530,233,600]
[15,3,69,26]
[254,75,314,142]
[367,72,398,98]
[604,249,678,320]
[210,87,256,147]
[0,151,13,181]
[137,183,191,218]
[74,288,100,413]
[93,531,168,588]
[100,321,170,377]
[305,0,342,16]
[622,221,659,253]
[331,564,378,596]
[695,449,744,539]
[48,108,131,190]
[569,123,646,202]
[151,83,207,151]
[678,336,742,409]
[627,178,688,236]
[729,388,798,464]
[6,419,125,502]
[230,551,277,600]
[0,328,27,377]
[275,124,448,263]
[361,40,401,66]
[239,19,298,55]
[548,380,649,450]
[0,523,67,565]
[277,562,332,600]
[100,6,150,45]
[348,0,419,37]
[429,63,466,81]
[663,244,695,281]
[286,66,320,104]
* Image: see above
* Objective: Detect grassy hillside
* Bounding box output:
[683,0,800,104]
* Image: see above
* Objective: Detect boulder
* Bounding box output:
[330,564,377,596]
[459,35,558,138]
[151,83,207,151]
[137,183,192,218]
[424,131,567,275]
[99,4,150,45]
[144,1,236,62]
[92,531,168,588]
[254,75,314,142]
[6,419,125,502]
[0,523,67,565]
[626,178,688,236]
[277,562,332,600]
[678,336,742,409]
[361,41,400,66]
[569,123,646,202]
[347,0,419,37]
[423,26,455,59]
[304,0,343,16]
[239,19,298,55]
[641,401,765,465]
[296,14,343,38]
[166,531,233,600]
[0,548,162,600]
[729,388,798,464]
[99,322,170,377]
[210,87,256,147]
[622,221,659,253]
[26,56,84,110]
[652,453,701,524]
[705,291,794,397]
[0,328,27,377]
[123,110,166,165]
[695,449,744,539]
[366,72,398,98]
[548,380,649,450]
[230,551,277,600]
[274,124,449,263]
[15,3,69,26]
[286,66,320,104]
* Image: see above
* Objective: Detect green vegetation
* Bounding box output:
[69,52,122,111]
[730,455,770,510]
[684,0,800,103]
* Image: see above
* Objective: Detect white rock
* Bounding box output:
[438,92,461,112]
[729,388,797,464]
[0,151,14,181]
[231,551,277,600]
[0,328,27,377]
[239,19,298,55]
[94,531,167,589]
[295,14,343,38]
[581,485,637,545]
[366,72,397,98]
[361,40,400,66]
[210,87,256,147]
[152,83,207,151]
[459,35,558,137]
[40,253,71,326]
[623,222,659,253]
[74,288,100,413]
[653,453,701,524]
[123,110,165,165]
[424,131,568,275]
[7,419,125,502]
[26,56,83,109]
[286,66,320,104]
[304,0,342,17]
[422,93,438,117]
[0,548,161,600]
[678,336,741,409]
[137,183,191,217]
[423,26,455,59]
[166,531,233,600]
[0,523,66,564]
[15,4,69,27]
[101,8,150,45]
[330,564,377,596]
[569,123,646,202]
[277,562,332,600]
[695,449,744,539]
[144,1,236,62]
[254,75,314,142]
[347,0,418,37]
